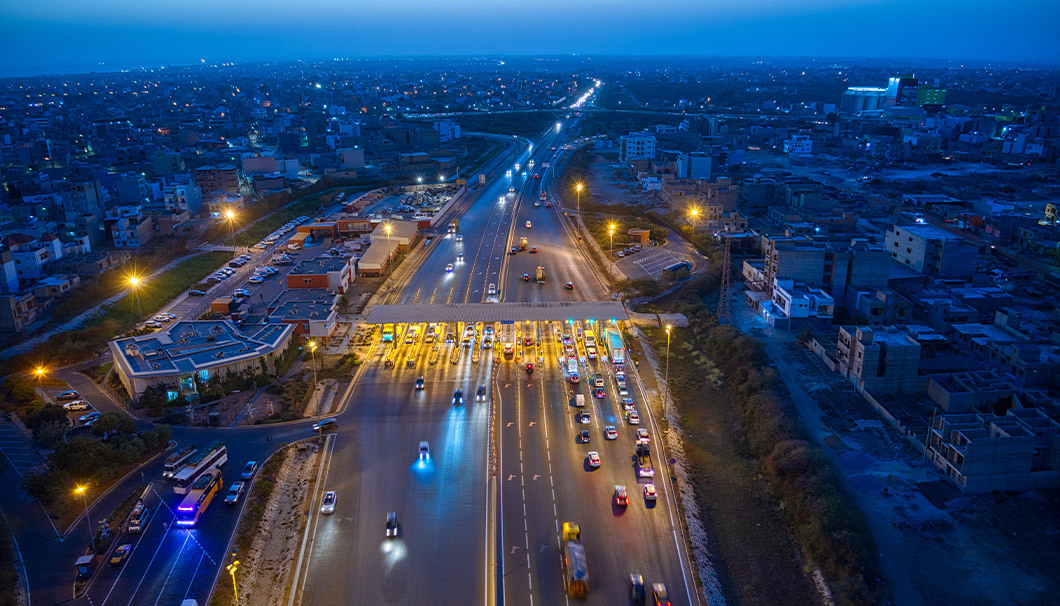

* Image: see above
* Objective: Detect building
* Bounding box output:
[840,87,887,114]
[885,224,980,277]
[837,326,923,395]
[0,292,37,334]
[339,148,365,170]
[676,152,713,180]
[241,153,277,175]
[783,134,814,157]
[163,183,204,216]
[286,257,353,293]
[619,133,656,163]
[760,279,835,327]
[267,289,338,344]
[193,165,240,194]
[926,409,1060,493]
[109,320,294,402]
[433,120,461,143]
[886,74,920,107]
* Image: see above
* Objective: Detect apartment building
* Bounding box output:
[193,164,240,194]
[885,224,980,277]
[619,133,656,163]
[0,292,37,333]
[837,325,924,395]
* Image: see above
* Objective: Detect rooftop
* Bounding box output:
[290,257,350,275]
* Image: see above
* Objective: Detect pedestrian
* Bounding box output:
[163,521,168,532]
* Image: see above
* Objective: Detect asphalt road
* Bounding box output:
[497,322,695,605]
[298,334,493,604]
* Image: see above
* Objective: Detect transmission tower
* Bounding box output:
[717,233,732,323]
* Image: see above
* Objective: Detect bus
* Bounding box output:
[162,445,197,479]
[175,471,222,527]
[172,441,228,495]
[381,323,396,343]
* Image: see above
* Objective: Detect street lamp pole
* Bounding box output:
[690,207,699,244]
[225,209,237,254]
[576,183,583,216]
[308,340,319,388]
[129,276,143,322]
[75,485,96,553]
[35,366,45,392]
[608,223,616,291]
[664,325,672,420]
[384,223,394,292]
[227,558,241,606]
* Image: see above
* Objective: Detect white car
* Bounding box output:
[446,264,453,273]
[419,441,430,460]
[525,221,532,229]
[644,484,657,502]
[63,400,91,412]
[587,451,601,469]
[321,491,337,514]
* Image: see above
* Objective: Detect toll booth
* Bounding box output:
[75,554,94,581]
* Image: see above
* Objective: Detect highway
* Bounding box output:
[298,84,700,605]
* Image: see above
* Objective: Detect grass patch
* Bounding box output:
[86,362,113,385]
[2,252,230,373]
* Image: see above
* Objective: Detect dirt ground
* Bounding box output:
[586,155,664,208]
[729,292,1060,605]
[236,443,321,606]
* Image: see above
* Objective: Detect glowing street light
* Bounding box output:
[128,275,144,321]
[689,207,700,242]
[34,366,45,391]
[608,222,617,291]
[416,175,423,184]
[575,183,583,216]
[384,223,395,292]
[227,558,241,606]
[307,340,319,388]
[75,485,96,553]
[664,325,673,419]
[224,208,237,252]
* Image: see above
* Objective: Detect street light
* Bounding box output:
[416,175,423,184]
[575,183,583,216]
[128,275,144,322]
[384,223,394,292]
[664,325,672,420]
[75,485,96,553]
[307,340,319,389]
[608,222,616,291]
[224,209,237,252]
[227,558,241,606]
[689,207,699,243]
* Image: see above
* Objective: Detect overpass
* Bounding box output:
[362,300,627,324]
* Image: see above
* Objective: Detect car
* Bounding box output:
[145,320,162,329]
[415,377,425,390]
[617,251,625,258]
[487,283,497,295]
[386,512,398,538]
[622,398,637,411]
[545,202,552,208]
[509,246,518,255]
[529,246,538,254]
[652,582,669,606]
[153,314,172,323]
[476,385,487,401]
[56,390,80,401]
[241,461,258,480]
[509,186,515,193]
[418,440,431,460]
[636,428,649,441]
[456,234,464,242]
[522,273,530,282]
[630,574,646,604]
[248,276,264,284]
[564,282,574,290]
[533,173,540,179]
[231,291,248,299]
[525,363,534,374]
[110,544,132,566]
[577,430,590,443]
[576,411,591,424]
[615,485,629,507]
[225,481,245,504]
[525,221,532,229]
[534,201,540,207]
[604,425,618,440]
[312,418,338,432]
[643,484,658,502]
[320,491,337,514]
[63,400,91,412]
[457,252,464,261]
[594,373,604,387]
[628,411,641,425]
[188,289,206,296]
[452,389,463,406]
[587,451,601,468]
[78,411,101,424]
[446,264,453,273]
[593,386,605,399]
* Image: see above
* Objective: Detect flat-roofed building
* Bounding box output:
[110,320,294,402]
[286,257,353,293]
[267,289,338,344]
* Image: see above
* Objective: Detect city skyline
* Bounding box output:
[2,0,1059,77]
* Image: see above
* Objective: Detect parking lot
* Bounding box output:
[614,247,683,281]
[0,423,44,477]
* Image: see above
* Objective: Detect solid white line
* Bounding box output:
[288,433,335,606]
[124,513,176,606]
[151,531,192,606]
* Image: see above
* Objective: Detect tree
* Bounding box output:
[91,412,123,437]
[34,420,70,448]
[336,293,351,315]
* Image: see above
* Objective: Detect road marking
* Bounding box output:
[508,474,515,481]
[532,474,540,481]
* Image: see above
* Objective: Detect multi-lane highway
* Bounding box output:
[298,85,701,605]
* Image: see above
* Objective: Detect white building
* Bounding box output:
[783,134,814,157]
[433,119,462,143]
[619,133,656,163]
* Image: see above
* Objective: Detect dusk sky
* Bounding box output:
[2,0,1059,76]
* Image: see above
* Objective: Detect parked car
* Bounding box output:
[56,390,80,401]
[63,400,91,412]
[188,290,206,296]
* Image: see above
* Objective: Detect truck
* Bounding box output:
[561,522,589,598]
[478,173,486,185]
[448,219,459,233]
[635,438,655,478]
[519,237,528,251]
[604,328,625,365]
[126,486,151,533]
[539,191,547,202]
[536,266,546,284]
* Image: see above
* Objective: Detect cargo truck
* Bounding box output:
[519,237,527,251]
[561,522,589,598]
[448,219,459,233]
[536,266,546,283]
[635,438,655,478]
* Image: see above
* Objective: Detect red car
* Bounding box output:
[593,387,605,399]
[545,202,552,208]
[533,173,541,179]
[564,282,574,290]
